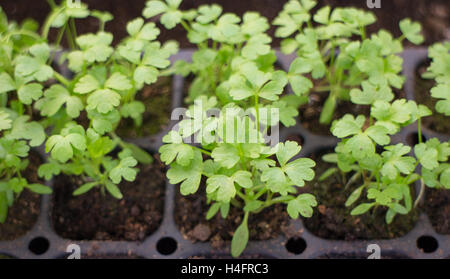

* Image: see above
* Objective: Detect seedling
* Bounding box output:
[322,97,449,223]
[160,59,317,258]
[34,1,178,197]
[0,9,51,223]
[274,0,424,125]
[143,0,304,121]
[0,0,176,202]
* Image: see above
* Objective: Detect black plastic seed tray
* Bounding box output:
[0,48,448,259]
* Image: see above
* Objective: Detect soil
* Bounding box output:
[414,61,450,134]
[302,151,418,240]
[117,76,173,138]
[3,0,448,47]
[423,188,450,234]
[174,184,290,249]
[51,156,166,241]
[0,151,42,241]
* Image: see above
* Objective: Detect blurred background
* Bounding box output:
[1,0,449,46]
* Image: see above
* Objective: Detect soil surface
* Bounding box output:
[414,61,450,134]
[175,184,290,249]
[117,76,173,138]
[2,0,448,46]
[0,152,43,241]
[423,188,450,234]
[51,156,166,241]
[302,152,418,240]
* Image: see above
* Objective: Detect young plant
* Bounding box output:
[159,62,317,258]
[33,2,177,198]
[322,97,449,223]
[0,8,51,223]
[143,0,302,115]
[274,0,424,125]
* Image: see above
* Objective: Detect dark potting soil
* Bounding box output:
[414,61,450,135]
[174,185,290,249]
[302,152,418,240]
[117,76,173,138]
[423,188,450,234]
[0,152,42,241]
[51,157,166,241]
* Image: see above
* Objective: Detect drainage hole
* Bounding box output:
[156,237,177,255]
[28,237,50,255]
[285,237,307,255]
[417,235,438,253]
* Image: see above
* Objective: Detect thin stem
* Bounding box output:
[53,71,71,87]
[192,145,212,156]
[47,23,67,65]
[417,117,423,143]
[414,179,425,208]
[42,7,64,39]
[70,18,78,41]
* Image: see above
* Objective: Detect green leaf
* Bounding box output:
[0,111,12,131]
[275,140,302,166]
[74,75,100,94]
[414,143,439,170]
[123,143,153,165]
[105,180,123,199]
[87,89,121,113]
[105,73,132,91]
[431,83,450,116]
[288,75,313,96]
[381,144,416,179]
[350,82,394,105]
[231,219,249,258]
[287,193,318,218]
[160,131,194,166]
[211,143,240,169]
[38,84,83,118]
[206,175,236,203]
[399,18,424,45]
[143,1,168,18]
[27,184,52,194]
[232,170,253,188]
[345,185,364,207]
[8,116,45,147]
[167,150,203,195]
[331,114,364,138]
[319,95,336,124]
[197,4,222,24]
[46,131,86,163]
[109,157,138,184]
[351,203,375,215]
[366,125,390,146]
[0,72,16,93]
[284,158,316,187]
[38,161,61,180]
[206,203,221,220]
